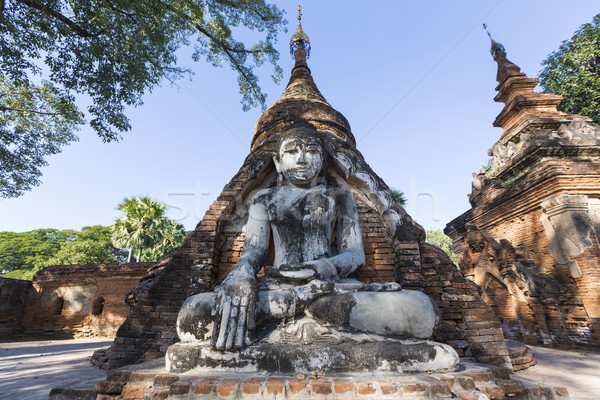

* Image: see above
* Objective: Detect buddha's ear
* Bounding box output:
[273,155,282,173]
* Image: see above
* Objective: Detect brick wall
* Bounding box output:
[447,155,600,347]
[0,263,149,339]
[0,277,31,337]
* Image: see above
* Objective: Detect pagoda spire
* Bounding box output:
[483,25,565,139]
[290,5,311,64]
[250,6,354,150]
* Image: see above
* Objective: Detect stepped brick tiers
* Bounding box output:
[445,33,600,349]
[81,14,569,400]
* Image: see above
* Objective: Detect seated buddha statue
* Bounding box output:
[175,123,442,352]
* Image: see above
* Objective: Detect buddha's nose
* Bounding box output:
[297,151,307,163]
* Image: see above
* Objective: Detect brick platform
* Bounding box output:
[507,340,537,372]
[68,359,569,400]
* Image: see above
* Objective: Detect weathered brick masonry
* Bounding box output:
[446,37,600,348]
[0,277,31,337]
[0,263,149,339]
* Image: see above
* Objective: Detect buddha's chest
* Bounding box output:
[267,188,335,230]
[267,188,336,262]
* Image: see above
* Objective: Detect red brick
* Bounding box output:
[130,371,156,383]
[355,380,376,395]
[153,374,179,387]
[310,378,333,395]
[333,378,354,394]
[265,377,286,395]
[94,381,126,395]
[400,382,428,394]
[121,384,148,399]
[465,371,494,383]
[241,377,264,395]
[454,376,476,391]
[286,378,308,395]
[217,378,241,397]
[378,381,398,395]
[169,380,191,396]
[195,377,219,395]
[149,389,170,400]
[478,385,505,399]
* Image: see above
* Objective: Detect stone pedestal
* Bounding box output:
[166,339,459,374]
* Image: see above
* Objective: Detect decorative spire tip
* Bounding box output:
[483,23,505,58]
[290,5,311,59]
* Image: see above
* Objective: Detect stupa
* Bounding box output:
[107,7,511,373]
[445,28,600,348]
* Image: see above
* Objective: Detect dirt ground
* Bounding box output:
[514,344,600,400]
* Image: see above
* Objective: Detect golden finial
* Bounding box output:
[483,23,506,58]
[290,5,310,59]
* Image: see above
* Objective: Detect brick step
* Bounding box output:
[49,388,96,400]
[508,340,528,359]
[507,340,537,371]
[86,360,569,400]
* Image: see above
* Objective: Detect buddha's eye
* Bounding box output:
[284,149,298,155]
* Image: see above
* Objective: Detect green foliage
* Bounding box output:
[45,240,111,266]
[0,229,72,272]
[141,219,187,262]
[0,0,286,197]
[0,225,127,279]
[540,14,600,123]
[426,229,458,266]
[1,268,39,280]
[0,77,84,197]
[111,196,186,262]
[390,188,407,206]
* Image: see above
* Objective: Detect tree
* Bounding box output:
[0,225,126,279]
[390,188,407,206]
[0,0,286,197]
[539,14,600,124]
[44,239,111,266]
[141,218,186,262]
[0,77,84,197]
[111,196,185,262]
[426,229,458,266]
[77,225,128,262]
[0,229,73,273]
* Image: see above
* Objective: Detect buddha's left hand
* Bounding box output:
[280,259,339,282]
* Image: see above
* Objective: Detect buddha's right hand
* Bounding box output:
[211,267,257,351]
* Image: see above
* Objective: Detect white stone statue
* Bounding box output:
[175,124,442,355]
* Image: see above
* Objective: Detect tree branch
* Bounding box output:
[16,0,99,37]
[156,1,266,95]
[193,23,266,54]
[102,0,139,26]
[0,105,60,116]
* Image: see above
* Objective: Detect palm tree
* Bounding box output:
[390,188,407,206]
[111,197,167,262]
[141,219,186,262]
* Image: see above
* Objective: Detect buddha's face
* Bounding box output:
[274,135,323,187]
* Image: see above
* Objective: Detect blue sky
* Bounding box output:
[1,1,598,233]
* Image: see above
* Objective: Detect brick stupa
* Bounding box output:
[108,12,512,374]
[446,33,600,348]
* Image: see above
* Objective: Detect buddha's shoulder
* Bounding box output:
[250,187,277,203]
[324,186,355,199]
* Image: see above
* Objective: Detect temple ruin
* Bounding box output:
[445,33,600,348]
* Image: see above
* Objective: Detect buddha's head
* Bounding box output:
[274,123,326,187]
